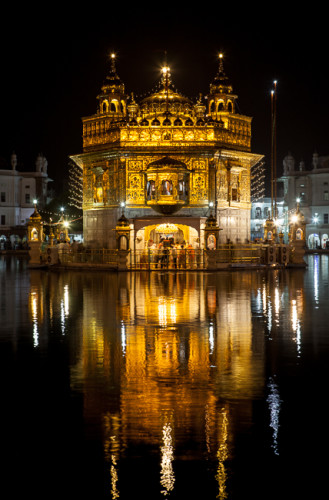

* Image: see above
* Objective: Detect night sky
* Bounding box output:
[1,8,328,194]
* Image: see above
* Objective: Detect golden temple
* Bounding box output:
[71,52,263,251]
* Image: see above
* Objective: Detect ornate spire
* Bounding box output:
[103,52,123,87]
[211,53,232,92]
[97,51,127,117]
[207,52,237,116]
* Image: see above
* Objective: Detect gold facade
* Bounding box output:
[71,53,263,247]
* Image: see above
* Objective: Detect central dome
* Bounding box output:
[140,67,193,117]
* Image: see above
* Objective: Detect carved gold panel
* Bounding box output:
[126,172,145,204]
[190,172,208,204]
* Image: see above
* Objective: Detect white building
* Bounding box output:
[250,196,287,242]
[277,152,329,249]
[0,152,52,247]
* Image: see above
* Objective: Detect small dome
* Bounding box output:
[205,213,218,228]
[117,213,129,227]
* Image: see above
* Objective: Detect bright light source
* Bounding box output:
[209,201,214,207]
[291,215,298,223]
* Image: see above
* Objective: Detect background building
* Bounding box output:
[250,197,286,242]
[0,152,52,248]
[277,152,329,248]
[71,54,263,251]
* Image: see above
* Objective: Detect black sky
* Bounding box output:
[1,7,328,192]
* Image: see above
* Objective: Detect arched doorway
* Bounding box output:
[132,221,202,270]
[308,233,320,249]
[0,235,7,250]
[321,234,329,249]
[135,223,198,249]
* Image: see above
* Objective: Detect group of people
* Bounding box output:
[144,238,201,269]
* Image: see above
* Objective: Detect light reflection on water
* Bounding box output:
[1,254,329,498]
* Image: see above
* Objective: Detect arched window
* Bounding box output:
[101,100,109,113]
[227,101,233,112]
[210,101,216,113]
[110,101,117,112]
[296,228,303,240]
[162,180,173,195]
[217,101,224,112]
[119,235,128,250]
[255,207,262,218]
[146,180,156,200]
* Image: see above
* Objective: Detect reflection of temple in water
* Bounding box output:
[18,264,312,496]
[65,272,266,497]
[18,263,315,497]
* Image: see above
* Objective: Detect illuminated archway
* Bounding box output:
[308,233,320,249]
[135,223,199,250]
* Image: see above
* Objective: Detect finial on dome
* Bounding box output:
[218,52,224,71]
[110,52,117,72]
[161,64,172,89]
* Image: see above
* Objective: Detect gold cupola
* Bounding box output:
[207,53,238,118]
[140,66,194,126]
[97,53,127,121]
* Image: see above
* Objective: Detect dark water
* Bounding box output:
[1,254,329,499]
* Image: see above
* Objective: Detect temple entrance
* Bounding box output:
[132,220,203,270]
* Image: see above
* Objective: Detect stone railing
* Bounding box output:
[36,242,298,271]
